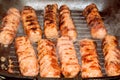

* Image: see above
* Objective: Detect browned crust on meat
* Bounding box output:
[44,4,58,39]
[102,35,120,76]
[0,8,20,46]
[15,36,39,76]
[59,5,77,42]
[37,39,60,78]
[57,36,80,78]
[79,39,102,78]
[83,3,107,39]
[21,6,42,43]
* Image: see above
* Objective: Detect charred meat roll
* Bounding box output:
[59,5,77,42]
[21,6,42,43]
[44,4,59,39]
[37,39,60,78]
[0,8,20,47]
[102,35,120,76]
[79,39,102,78]
[57,36,80,78]
[15,36,39,76]
[83,3,107,39]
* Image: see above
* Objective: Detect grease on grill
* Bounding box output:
[1,64,7,70]
[8,59,14,73]
[0,56,6,62]
[0,56,7,70]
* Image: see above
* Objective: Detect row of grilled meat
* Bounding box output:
[0,3,120,78]
[15,35,120,78]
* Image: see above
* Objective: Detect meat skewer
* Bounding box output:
[15,36,39,76]
[21,6,42,43]
[44,4,59,39]
[59,5,77,42]
[102,35,120,76]
[79,39,102,78]
[83,3,107,39]
[57,36,80,78]
[0,8,20,47]
[37,39,60,78]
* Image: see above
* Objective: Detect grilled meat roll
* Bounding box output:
[83,3,107,39]
[15,36,39,76]
[57,36,80,78]
[37,39,60,78]
[44,4,59,39]
[21,6,42,43]
[79,39,102,78]
[0,8,20,47]
[102,35,120,76]
[59,5,77,42]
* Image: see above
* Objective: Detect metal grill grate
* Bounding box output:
[0,10,120,79]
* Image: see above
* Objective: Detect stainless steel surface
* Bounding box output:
[0,0,118,10]
[0,0,120,79]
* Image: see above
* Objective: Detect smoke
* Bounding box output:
[104,2,120,37]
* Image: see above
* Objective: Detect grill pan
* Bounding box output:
[0,0,120,80]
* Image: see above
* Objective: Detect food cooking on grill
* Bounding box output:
[37,39,60,78]
[57,36,80,78]
[83,3,107,39]
[15,36,39,76]
[102,35,120,76]
[59,5,77,42]
[21,6,42,43]
[0,8,20,47]
[0,1,120,79]
[44,4,59,39]
[79,39,102,78]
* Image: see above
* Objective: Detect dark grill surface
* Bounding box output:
[0,10,120,80]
